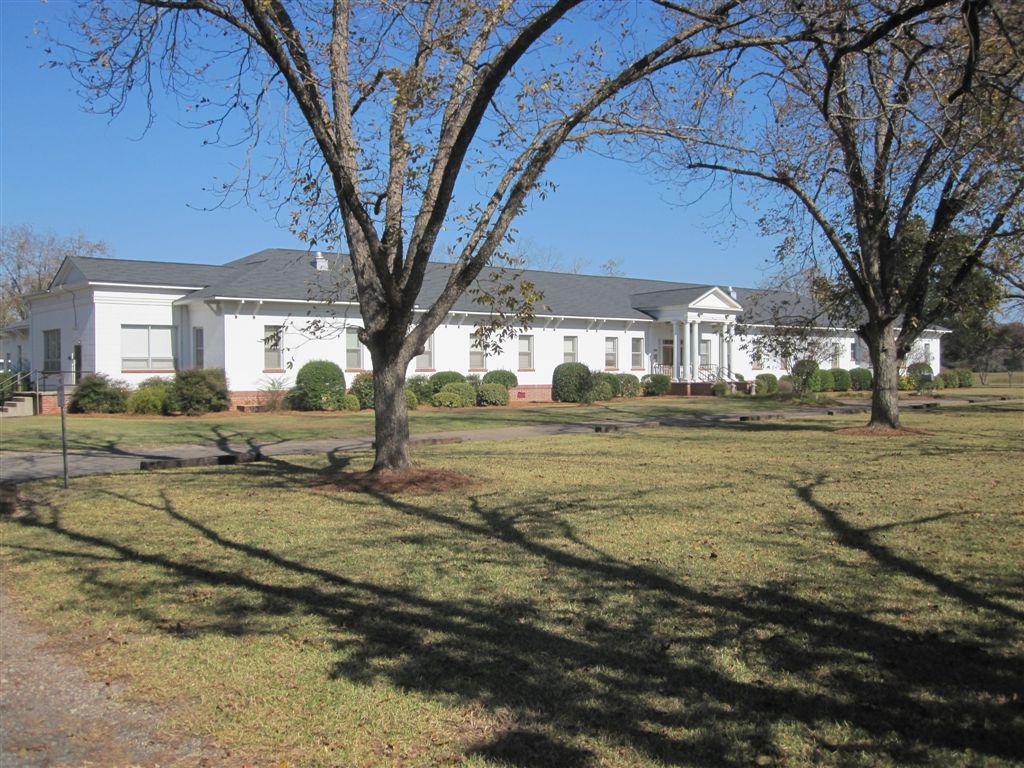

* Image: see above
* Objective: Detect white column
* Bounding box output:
[718,326,725,376]
[671,320,681,382]
[691,320,700,379]
[726,322,735,378]
[681,320,690,380]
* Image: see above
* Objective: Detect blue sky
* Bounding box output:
[1,1,780,287]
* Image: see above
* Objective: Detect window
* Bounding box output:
[122,325,177,370]
[699,339,711,366]
[605,337,618,369]
[193,328,205,369]
[518,335,534,370]
[263,325,283,370]
[563,336,577,363]
[924,343,932,364]
[469,339,486,370]
[631,337,644,369]
[660,339,674,367]
[43,329,61,372]
[831,345,841,368]
[416,333,434,370]
[850,342,857,364]
[346,327,362,369]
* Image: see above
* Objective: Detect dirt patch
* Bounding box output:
[313,468,476,494]
[835,425,932,437]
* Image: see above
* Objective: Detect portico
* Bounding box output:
[631,286,743,383]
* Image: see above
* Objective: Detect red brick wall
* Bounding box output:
[229,391,263,409]
[509,384,552,402]
[38,392,59,415]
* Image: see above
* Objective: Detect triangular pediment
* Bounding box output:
[688,287,743,312]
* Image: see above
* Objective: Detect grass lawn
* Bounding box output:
[0,395,830,453]
[2,403,1023,766]
[3,388,1018,453]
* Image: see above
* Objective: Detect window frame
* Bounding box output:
[122,324,178,372]
[562,335,578,364]
[604,336,618,370]
[193,327,205,369]
[43,329,61,372]
[518,334,534,370]
[345,327,363,370]
[415,333,434,371]
[263,325,284,371]
[630,337,644,369]
[469,338,486,371]
[699,339,711,367]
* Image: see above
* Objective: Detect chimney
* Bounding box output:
[314,251,328,271]
[727,285,737,299]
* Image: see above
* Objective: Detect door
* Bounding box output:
[73,343,83,384]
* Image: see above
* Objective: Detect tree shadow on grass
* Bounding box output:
[4,465,1023,766]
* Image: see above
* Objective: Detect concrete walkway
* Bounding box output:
[1,395,1015,484]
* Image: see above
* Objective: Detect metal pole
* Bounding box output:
[58,381,69,488]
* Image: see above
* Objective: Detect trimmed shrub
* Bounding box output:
[829,368,851,392]
[339,393,361,411]
[616,373,641,398]
[849,367,873,390]
[349,372,375,409]
[429,370,466,393]
[905,362,934,390]
[734,373,745,382]
[482,370,518,389]
[292,360,346,411]
[406,375,434,404]
[778,375,795,395]
[127,378,174,415]
[791,359,819,394]
[641,373,671,396]
[809,368,833,393]
[954,368,974,388]
[0,371,20,403]
[755,373,779,395]
[593,371,621,397]
[69,374,129,414]
[465,374,482,392]
[932,375,945,390]
[477,382,510,406]
[552,362,592,403]
[898,375,914,391]
[435,382,476,407]
[711,381,729,397]
[173,368,229,415]
[582,378,614,403]
[432,382,475,408]
[939,370,961,388]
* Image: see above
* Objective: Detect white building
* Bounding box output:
[4,249,944,405]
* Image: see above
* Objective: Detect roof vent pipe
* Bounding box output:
[314,251,328,271]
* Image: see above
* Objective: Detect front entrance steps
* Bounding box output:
[0,394,35,418]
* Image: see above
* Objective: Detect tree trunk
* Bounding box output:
[865,320,903,429]
[369,354,412,473]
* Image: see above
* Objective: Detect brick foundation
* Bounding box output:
[508,384,552,403]
[229,391,264,409]
[38,392,59,415]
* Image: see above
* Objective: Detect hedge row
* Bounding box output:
[70,369,230,416]
[551,362,645,402]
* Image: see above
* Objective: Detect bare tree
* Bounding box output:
[1,225,110,327]
[59,0,813,472]
[645,0,1023,427]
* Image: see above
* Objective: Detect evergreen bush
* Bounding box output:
[404,386,419,410]
[339,393,361,411]
[754,373,779,395]
[593,371,621,397]
[829,368,851,392]
[954,368,974,388]
[173,368,229,415]
[70,374,130,414]
[126,378,175,415]
[778,375,795,394]
[406,375,434,403]
[429,370,466,393]
[552,362,591,402]
[349,373,375,409]
[809,368,833,392]
[905,362,934,390]
[482,370,518,389]
[849,367,873,390]
[291,360,346,411]
[641,373,671,396]
[791,359,819,394]
[939,371,961,388]
[434,382,476,407]
[477,382,510,406]
[616,373,641,398]
[582,378,614,403]
[711,381,729,397]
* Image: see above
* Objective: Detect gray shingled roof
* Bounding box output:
[54,249,854,326]
[56,256,232,289]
